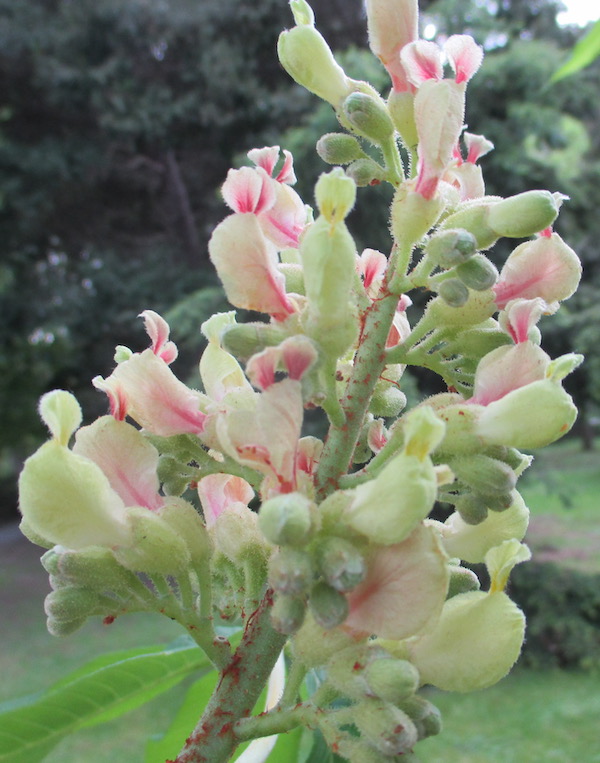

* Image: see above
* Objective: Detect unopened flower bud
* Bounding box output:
[345,158,386,186]
[426,228,478,268]
[388,90,418,151]
[309,581,349,629]
[486,190,559,238]
[438,278,469,307]
[369,383,407,417]
[451,454,517,497]
[317,133,366,165]
[454,493,488,525]
[278,25,353,107]
[455,254,499,291]
[484,492,514,512]
[45,586,116,636]
[392,185,444,249]
[259,492,313,546]
[268,548,313,594]
[447,565,481,598]
[398,695,443,739]
[315,168,356,223]
[441,200,499,249]
[220,321,289,363]
[271,593,307,634]
[318,537,367,592]
[42,546,131,592]
[343,91,395,144]
[364,658,420,705]
[355,699,418,756]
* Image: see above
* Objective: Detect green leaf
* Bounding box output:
[0,637,210,763]
[145,671,217,763]
[551,19,600,82]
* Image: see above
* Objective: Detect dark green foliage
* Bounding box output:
[509,562,600,671]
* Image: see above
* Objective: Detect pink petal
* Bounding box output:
[365,0,418,91]
[139,310,178,364]
[197,473,254,528]
[275,150,297,185]
[222,167,276,215]
[464,132,494,164]
[96,350,209,436]
[280,336,318,380]
[500,298,550,343]
[209,213,296,319]
[258,183,308,250]
[444,35,484,84]
[247,146,280,176]
[400,40,443,88]
[246,347,278,390]
[359,248,388,297]
[470,343,549,406]
[345,524,448,640]
[74,416,163,511]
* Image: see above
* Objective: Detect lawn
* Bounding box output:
[1,436,598,761]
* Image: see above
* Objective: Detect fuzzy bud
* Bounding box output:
[271,594,307,635]
[426,228,478,268]
[343,92,395,144]
[258,492,313,546]
[345,158,386,186]
[220,321,288,363]
[317,133,366,165]
[315,168,356,223]
[455,254,499,291]
[318,537,367,592]
[268,548,313,595]
[309,581,349,629]
[447,565,481,598]
[355,699,418,756]
[486,190,559,238]
[363,658,420,705]
[451,454,517,497]
[438,278,469,307]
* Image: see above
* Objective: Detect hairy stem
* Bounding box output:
[174,590,286,763]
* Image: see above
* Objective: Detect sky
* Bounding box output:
[558,0,600,26]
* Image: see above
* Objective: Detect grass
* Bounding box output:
[418,668,600,762]
[519,437,600,572]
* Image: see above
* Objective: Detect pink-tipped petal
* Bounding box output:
[345,524,449,640]
[499,298,551,344]
[470,342,549,406]
[493,233,582,310]
[444,35,484,84]
[280,336,318,380]
[464,132,494,164]
[222,167,276,215]
[400,40,444,87]
[276,150,297,185]
[74,416,163,511]
[92,376,127,421]
[197,473,254,528]
[259,182,308,250]
[246,348,278,390]
[99,350,209,436]
[359,248,388,297]
[248,146,280,176]
[365,0,418,91]
[209,213,296,318]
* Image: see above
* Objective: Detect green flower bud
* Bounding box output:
[369,383,407,417]
[292,611,356,667]
[486,190,559,238]
[290,0,314,25]
[345,158,386,186]
[426,228,478,268]
[438,278,469,307]
[447,565,481,598]
[42,546,132,592]
[157,497,212,566]
[279,262,305,295]
[44,586,106,623]
[398,695,443,739]
[220,321,288,363]
[318,537,367,592]
[441,200,499,249]
[451,454,517,497]
[388,90,418,151]
[114,506,191,576]
[484,492,514,512]
[455,254,499,291]
[270,594,307,635]
[363,658,420,705]
[268,548,313,595]
[316,132,366,165]
[355,698,418,756]
[454,493,489,525]
[258,492,313,546]
[343,92,395,144]
[277,25,352,107]
[392,184,444,250]
[47,616,88,637]
[424,288,496,329]
[309,581,349,629]
[315,168,356,224]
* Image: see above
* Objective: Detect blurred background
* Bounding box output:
[1,0,599,759]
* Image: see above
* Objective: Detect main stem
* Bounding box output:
[315,286,400,501]
[174,590,287,763]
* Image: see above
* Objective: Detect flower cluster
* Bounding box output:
[18,0,582,759]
